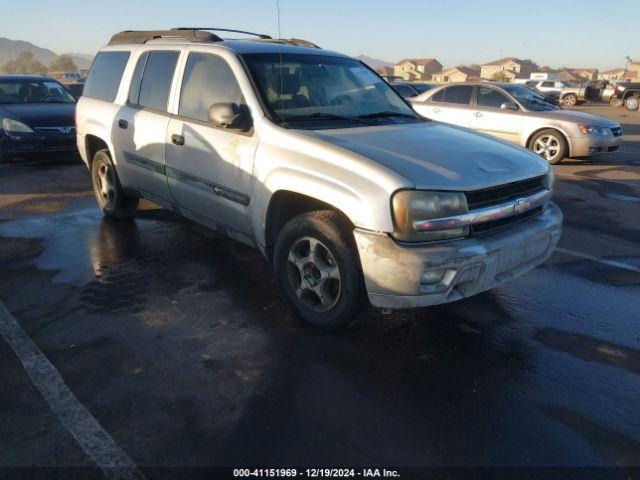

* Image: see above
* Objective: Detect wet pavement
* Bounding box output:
[1,104,639,479]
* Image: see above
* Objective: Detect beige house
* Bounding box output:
[480,57,537,81]
[600,68,625,81]
[629,61,640,73]
[431,66,480,84]
[393,58,442,81]
[570,68,598,81]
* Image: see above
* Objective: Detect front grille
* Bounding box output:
[611,127,622,137]
[465,176,545,209]
[34,126,76,134]
[472,206,543,235]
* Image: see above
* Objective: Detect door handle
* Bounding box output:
[117,119,128,129]
[432,107,441,113]
[171,134,185,146]
[474,111,483,118]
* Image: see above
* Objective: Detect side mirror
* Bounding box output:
[500,101,518,111]
[208,103,252,131]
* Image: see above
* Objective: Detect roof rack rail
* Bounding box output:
[108,29,222,45]
[172,27,272,40]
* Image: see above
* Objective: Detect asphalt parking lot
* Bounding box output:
[1,103,639,479]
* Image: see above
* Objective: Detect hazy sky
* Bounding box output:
[2,0,638,70]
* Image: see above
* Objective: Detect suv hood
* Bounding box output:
[528,108,620,126]
[0,103,76,128]
[302,122,548,191]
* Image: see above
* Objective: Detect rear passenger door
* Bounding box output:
[414,85,474,127]
[112,49,181,202]
[165,51,258,235]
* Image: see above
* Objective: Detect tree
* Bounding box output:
[1,52,48,75]
[49,55,77,73]
[492,71,511,82]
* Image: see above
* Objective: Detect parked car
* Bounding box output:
[611,82,640,111]
[391,82,436,99]
[0,75,77,163]
[410,82,623,164]
[391,83,420,99]
[76,28,562,329]
[49,71,85,84]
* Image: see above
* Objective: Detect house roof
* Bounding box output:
[437,66,480,76]
[570,68,598,73]
[395,58,439,67]
[601,67,625,74]
[624,71,639,79]
[631,61,640,66]
[481,57,533,67]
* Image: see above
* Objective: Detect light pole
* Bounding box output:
[624,56,632,80]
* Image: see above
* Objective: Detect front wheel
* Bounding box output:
[610,97,623,107]
[273,210,368,330]
[529,129,568,165]
[91,149,139,218]
[561,94,577,107]
[625,96,639,111]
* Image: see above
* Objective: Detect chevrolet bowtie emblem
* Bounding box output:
[513,198,529,214]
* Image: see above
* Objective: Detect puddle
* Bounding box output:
[0,207,162,286]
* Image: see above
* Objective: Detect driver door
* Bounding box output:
[165,51,257,234]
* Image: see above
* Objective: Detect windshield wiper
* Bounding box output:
[356,111,419,121]
[283,112,366,124]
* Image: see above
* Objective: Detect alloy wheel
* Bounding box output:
[286,236,341,312]
[96,162,116,207]
[533,135,560,162]
[626,97,639,111]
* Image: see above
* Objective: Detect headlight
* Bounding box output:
[578,124,608,135]
[2,118,34,134]
[392,190,468,242]
[542,167,554,190]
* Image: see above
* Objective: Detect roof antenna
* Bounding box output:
[276,0,282,39]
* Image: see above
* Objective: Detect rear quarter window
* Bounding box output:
[83,51,130,102]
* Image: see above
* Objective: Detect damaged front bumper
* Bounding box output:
[353,202,562,309]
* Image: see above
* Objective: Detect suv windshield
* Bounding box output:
[242,53,420,128]
[0,79,76,104]
[502,85,559,111]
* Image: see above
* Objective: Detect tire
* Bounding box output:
[610,97,623,107]
[561,94,577,107]
[91,149,139,218]
[625,96,639,111]
[529,129,568,165]
[273,210,368,330]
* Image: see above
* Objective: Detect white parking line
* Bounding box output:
[0,301,145,480]
[555,247,640,273]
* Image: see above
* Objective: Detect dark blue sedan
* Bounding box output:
[0,75,77,163]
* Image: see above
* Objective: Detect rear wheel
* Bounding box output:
[561,94,577,107]
[273,210,368,330]
[91,149,138,218]
[625,96,639,111]
[529,129,568,165]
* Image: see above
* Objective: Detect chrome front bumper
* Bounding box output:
[354,202,562,309]
[569,134,623,157]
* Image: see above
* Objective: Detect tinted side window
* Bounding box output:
[430,88,445,102]
[477,87,510,108]
[137,51,179,111]
[179,53,244,122]
[542,81,553,87]
[84,51,130,102]
[394,85,417,98]
[128,52,148,104]
[443,86,473,105]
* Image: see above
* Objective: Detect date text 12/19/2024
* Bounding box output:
[233,469,401,478]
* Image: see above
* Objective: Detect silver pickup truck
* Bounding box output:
[76,28,562,329]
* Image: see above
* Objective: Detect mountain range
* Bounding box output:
[0,38,94,70]
[356,55,393,69]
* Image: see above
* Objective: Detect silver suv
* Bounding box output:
[76,28,562,329]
